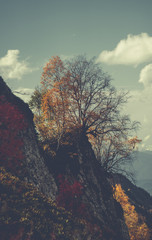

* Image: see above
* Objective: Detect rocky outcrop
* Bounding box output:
[0,76,130,239]
[48,130,130,239]
[0,76,57,199]
[76,133,130,239]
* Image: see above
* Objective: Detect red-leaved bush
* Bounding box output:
[9,227,25,240]
[56,174,85,215]
[0,95,26,174]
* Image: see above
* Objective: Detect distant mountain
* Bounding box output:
[133,151,152,195]
[136,179,152,196]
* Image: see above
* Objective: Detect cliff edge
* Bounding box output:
[0,76,130,239]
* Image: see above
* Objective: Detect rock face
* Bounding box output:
[50,130,130,239]
[77,135,129,240]
[0,76,130,239]
[0,76,57,199]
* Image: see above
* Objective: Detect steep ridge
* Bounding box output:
[0,76,57,199]
[112,173,152,234]
[48,130,130,239]
[0,76,130,239]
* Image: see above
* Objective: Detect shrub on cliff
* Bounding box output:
[0,167,84,239]
[113,184,150,240]
[0,95,27,176]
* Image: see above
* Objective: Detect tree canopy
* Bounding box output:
[29,55,140,175]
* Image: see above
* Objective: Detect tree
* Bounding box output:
[90,132,141,177]
[30,55,139,173]
[28,86,43,115]
[113,184,150,240]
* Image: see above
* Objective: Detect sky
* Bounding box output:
[1,0,152,150]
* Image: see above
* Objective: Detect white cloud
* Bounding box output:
[139,63,152,88]
[124,88,152,150]
[143,135,150,142]
[0,50,19,67]
[13,87,34,102]
[60,54,73,61]
[97,33,152,66]
[0,50,35,80]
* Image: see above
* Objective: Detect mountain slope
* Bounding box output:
[0,76,131,239]
[112,173,152,234]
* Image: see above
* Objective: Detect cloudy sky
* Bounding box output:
[1,0,152,150]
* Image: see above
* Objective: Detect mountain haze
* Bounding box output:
[133,151,152,195]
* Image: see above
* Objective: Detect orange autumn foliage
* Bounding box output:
[113,184,150,240]
[30,56,139,166]
[128,136,142,150]
[39,56,72,142]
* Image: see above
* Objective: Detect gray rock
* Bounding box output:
[0,76,57,199]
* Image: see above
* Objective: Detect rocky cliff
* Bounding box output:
[0,76,130,239]
[48,130,130,239]
[0,76,57,199]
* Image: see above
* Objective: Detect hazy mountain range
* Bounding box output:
[133,151,152,195]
